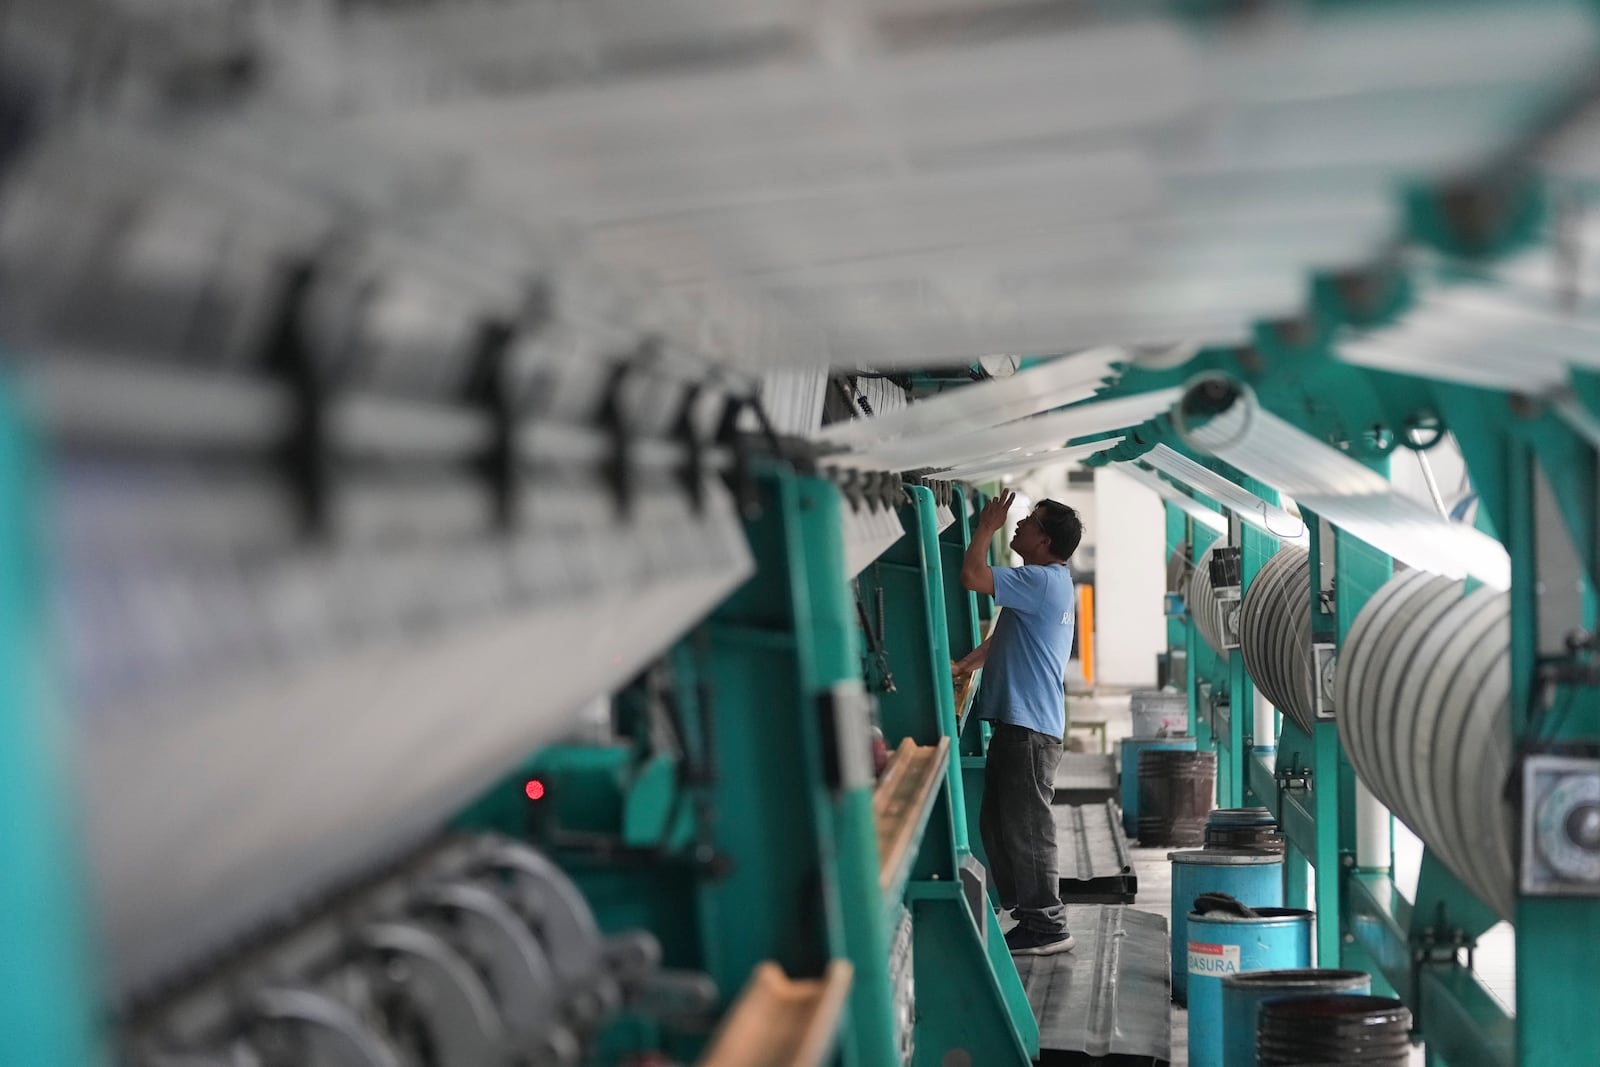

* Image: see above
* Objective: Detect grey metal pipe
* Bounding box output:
[1253,689,1276,749]
[1354,780,1392,871]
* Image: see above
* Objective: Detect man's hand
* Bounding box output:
[976,490,1015,536]
[961,492,1012,596]
[953,638,991,676]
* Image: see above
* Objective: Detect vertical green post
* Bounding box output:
[1227,477,1281,810]
[792,473,903,1067]
[1165,502,1189,652]
[947,489,993,884]
[1224,653,1249,807]
[0,377,101,1067]
[703,468,900,1067]
[1503,435,1600,1065]
[1311,721,1344,968]
[1188,513,1224,748]
[907,486,969,847]
[868,485,968,846]
[1329,522,1391,972]
[940,487,983,670]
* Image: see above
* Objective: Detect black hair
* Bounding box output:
[1035,499,1083,563]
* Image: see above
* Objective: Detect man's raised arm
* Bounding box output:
[960,489,1014,596]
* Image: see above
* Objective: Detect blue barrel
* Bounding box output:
[1185,909,1314,1067]
[1168,850,1284,1004]
[1221,969,1371,1067]
[1119,736,1196,837]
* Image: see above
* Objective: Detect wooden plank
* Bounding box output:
[698,960,854,1067]
[874,736,952,895]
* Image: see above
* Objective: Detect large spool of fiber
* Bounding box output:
[1335,569,1514,918]
[1238,546,1316,735]
[1189,544,1227,654]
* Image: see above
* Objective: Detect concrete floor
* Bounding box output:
[1065,688,1514,1065]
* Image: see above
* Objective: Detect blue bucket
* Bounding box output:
[1185,909,1314,1067]
[1220,969,1371,1067]
[1168,849,1284,1004]
[1119,736,1196,837]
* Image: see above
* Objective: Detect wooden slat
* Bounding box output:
[698,961,854,1067]
[952,668,979,723]
[873,736,952,894]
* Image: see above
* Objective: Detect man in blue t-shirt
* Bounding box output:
[954,489,1082,955]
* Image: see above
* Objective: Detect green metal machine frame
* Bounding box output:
[0,375,99,1067]
[462,466,1039,1066]
[1087,157,1600,1061]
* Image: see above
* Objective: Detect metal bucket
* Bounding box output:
[1130,688,1189,738]
[1137,749,1215,847]
[1257,994,1412,1066]
[1168,849,1284,1004]
[1205,807,1284,853]
[1119,736,1196,837]
[1222,969,1371,1067]
[1184,912,1315,1067]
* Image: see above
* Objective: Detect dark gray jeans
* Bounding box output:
[980,723,1068,934]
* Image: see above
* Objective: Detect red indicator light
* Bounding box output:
[524,779,546,801]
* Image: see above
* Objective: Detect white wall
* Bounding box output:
[1090,466,1167,687]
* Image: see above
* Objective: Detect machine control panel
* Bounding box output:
[1523,754,1600,896]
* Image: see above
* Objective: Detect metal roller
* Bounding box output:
[1332,568,1441,814]
[1238,547,1314,735]
[1189,544,1226,654]
[124,834,680,1067]
[1336,572,1515,918]
[1349,571,1465,818]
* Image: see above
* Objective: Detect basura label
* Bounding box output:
[1187,941,1240,976]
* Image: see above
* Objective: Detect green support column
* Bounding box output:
[1311,721,1345,968]
[1223,652,1250,807]
[906,882,1036,1067]
[1500,434,1600,1065]
[1186,622,1204,743]
[1331,521,1395,979]
[1165,502,1189,652]
[1515,898,1600,1063]
[701,467,900,1067]
[849,480,1036,1064]
[1226,477,1279,809]
[944,488,994,883]
[1299,505,1342,971]
[940,487,983,672]
[864,485,969,846]
[1187,513,1225,745]
[0,378,101,1067]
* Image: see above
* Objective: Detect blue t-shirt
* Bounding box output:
[975,564,1076,738]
